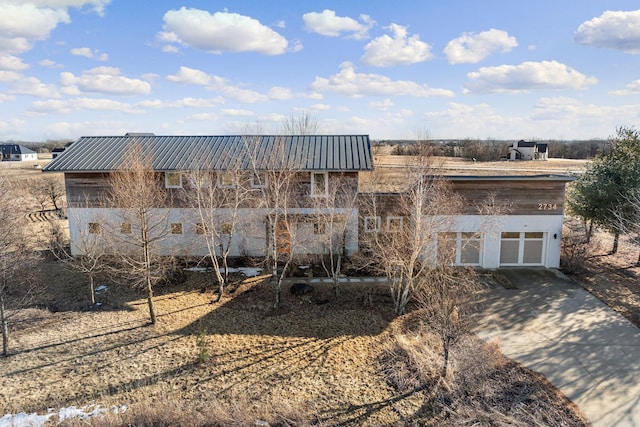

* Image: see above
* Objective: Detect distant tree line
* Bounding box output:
[377,138,608,160]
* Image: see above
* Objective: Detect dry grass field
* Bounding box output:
[2,260,588,426]
[0,155,595,425]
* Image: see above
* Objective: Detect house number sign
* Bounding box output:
[537,203,557,210]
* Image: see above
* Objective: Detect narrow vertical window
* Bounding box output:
[311,172,328,197]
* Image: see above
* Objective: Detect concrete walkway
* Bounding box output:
[476,268,640,427]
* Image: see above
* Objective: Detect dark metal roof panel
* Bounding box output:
[42,135,374,173]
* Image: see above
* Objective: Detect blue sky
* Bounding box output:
[2,1,640,141]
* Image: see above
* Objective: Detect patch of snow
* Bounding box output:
[183,267,211,272]
[94,285,107,293]
[184,266,262,277]
[224,267,262,277]
[298,265,310,270]
[0,405,126,427]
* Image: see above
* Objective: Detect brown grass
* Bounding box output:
[0,259,590,426]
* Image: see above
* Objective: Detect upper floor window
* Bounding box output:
[311,172,328,197]
[251,172,267,189]
[88,222,102,235]
[386,216,404,232]
[165,172,182,188]
[217,172,235,188]
[364,216,381,233]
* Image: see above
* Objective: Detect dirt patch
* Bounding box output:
[569,232,640,327]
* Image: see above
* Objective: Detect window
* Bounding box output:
[221,223,233,235]
[165,172,182,188]
[311,172,328,197]
[364,216,381,233]
[88,223,102,234]
[120,223,131,234]
[195,223,208,235]
[217,172,235,188]
[438,232,482,265]
[171,223,183,235]
[500,232,545,265]
[386,216,404,232]
[251,172,267,188]
[314,222,326,235]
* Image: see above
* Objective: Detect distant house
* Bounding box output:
[44,134,573,269]
[509,140,548,160]
[51,148,66,159]
[0,144,37,162]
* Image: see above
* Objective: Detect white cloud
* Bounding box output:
[575,10,640,54]
[187,112,219,121]
[40,59,63,68]
[159,7,288,55]
[136,97,224,109]
[368,98,394,111]
[267,86,293,100]
[303,9,374,40]
[610,79,640,95]
[0,93,15,103]
[444,29,517,64]
[9,76,61,98]
[361,24,432,67]
[0,1,110,54]
[71,47,108,60]
[166,66,213,85]
[220,108,253,117]
[0,70,21,82]
[0,54,29,70]
[60,67,151,95]
[464,60,597,94]
[166,66,268,104]
[310,62,455,98]
[311,103,330,111]
[30,97,142,114]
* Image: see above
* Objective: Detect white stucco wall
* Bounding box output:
[438,214,564,268]
[67,207,359,258]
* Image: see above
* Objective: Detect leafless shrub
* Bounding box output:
[561,219,600,274]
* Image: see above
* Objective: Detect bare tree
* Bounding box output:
[280,110,319,135]
[27,176,66,213]
[184,169,251,301]
[359,146,463,315]
[0,178,41,356]
[242,134,302,309]
[310,173,359,298]
[102,145,173,324]
[45,197,106,305]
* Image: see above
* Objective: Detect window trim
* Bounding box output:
[88,222,102,235]
[311,172,328,198]
[170,223,183,235]
[251,172,267,189]
[364,216,381,233]
[386,216,404,232]
[217,171,236,188]
[165,172,182,189]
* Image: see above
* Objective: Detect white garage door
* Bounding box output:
[438,232,483,266]
[499,232,545,266]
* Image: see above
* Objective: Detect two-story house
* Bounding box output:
[43,134,372,258]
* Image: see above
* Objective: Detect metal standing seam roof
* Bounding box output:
[42,135,374,173]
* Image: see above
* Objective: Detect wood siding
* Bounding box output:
[450,179,568,215]
[65,171,359,209]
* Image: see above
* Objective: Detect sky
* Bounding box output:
[2,1,640,142]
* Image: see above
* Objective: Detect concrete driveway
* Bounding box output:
[476,268,640,427]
